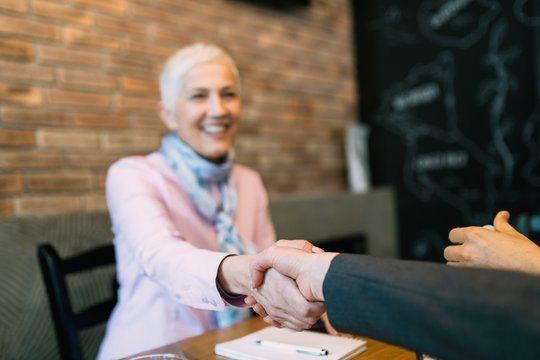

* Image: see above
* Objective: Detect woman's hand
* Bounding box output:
[217,253,325,331]
[245,239,335,331]
[320,313,339,335]
[247,268,325,331]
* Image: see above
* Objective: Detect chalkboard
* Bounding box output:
[353,0,540,260]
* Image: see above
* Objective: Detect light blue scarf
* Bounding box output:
[160,132,254,327]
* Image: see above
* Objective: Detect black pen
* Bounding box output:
[255,339,329,356]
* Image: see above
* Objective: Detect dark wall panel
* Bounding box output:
[354,0,540,260]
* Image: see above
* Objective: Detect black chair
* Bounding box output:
[37,243,117,360]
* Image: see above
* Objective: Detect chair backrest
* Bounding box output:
[37,243,117,360]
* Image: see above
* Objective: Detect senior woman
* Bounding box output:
[97,43,324,360]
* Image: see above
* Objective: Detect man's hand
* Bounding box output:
[250,244,338,302]
[273,239,324,253]
[217,252,326,331]
[242,240,332,331]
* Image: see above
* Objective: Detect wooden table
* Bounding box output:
[126,317,416,360]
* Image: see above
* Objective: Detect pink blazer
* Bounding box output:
[98,152,276,360]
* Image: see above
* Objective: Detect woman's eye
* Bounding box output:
[222,92,237,98]
[190,93,205,100]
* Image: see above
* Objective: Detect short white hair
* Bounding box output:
[159,42,241,112]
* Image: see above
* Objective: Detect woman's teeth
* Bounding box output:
[202,125,227,133]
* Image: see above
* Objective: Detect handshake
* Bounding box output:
[216,227,540,360]
[217,240,339,332]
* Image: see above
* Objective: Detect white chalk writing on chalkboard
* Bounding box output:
[418,0,500,49]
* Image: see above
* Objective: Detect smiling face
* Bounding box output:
[161,60,241,163]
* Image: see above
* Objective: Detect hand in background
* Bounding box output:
[445,210,540,274]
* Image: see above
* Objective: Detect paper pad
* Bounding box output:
[215,326,366,360]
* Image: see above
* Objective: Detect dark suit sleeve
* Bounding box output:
[323,254,540,360]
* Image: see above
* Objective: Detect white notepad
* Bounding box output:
[215,326,367,360]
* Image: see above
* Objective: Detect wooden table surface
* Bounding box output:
[126,317,416,360]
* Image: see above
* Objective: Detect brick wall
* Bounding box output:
[0,0,357,217]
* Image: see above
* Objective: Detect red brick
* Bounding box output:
[0,39,33,59]
[0,198,13,217]
[37,129,100,149]
[0,83,42,106]
[73,0,127,14]
[83,193,108,212]
[125,40,173,59]
[0,174,23,194]
[38,45,101,66]
[148,0,209,13]
[63,27,121,50]
[1,107,74,127]
[67,153,120,168]
[102,133,161,152]
[0,129,35,147]
[0,14,59,40]
[0,60,55,82]
[121,76,159,94]
[107,54,156,74]
[47,88,111,108]
[138,0,184,11]
[95,14,146,35]
[150,26,190,45]
[38,0,73,4]
[160,11,216,34]
[0,152,64,169]
[131,3,181,25]
[133,116,167,131]
[0,0,27,12]
[58,69,117,89]
[74,113,129,129]
[32,0,94,25]
[15,195,82,216]
[97,173,107,188]
[117,95,159,111]
[27,173,95,191]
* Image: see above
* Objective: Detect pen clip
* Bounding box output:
[297,349,329,356]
